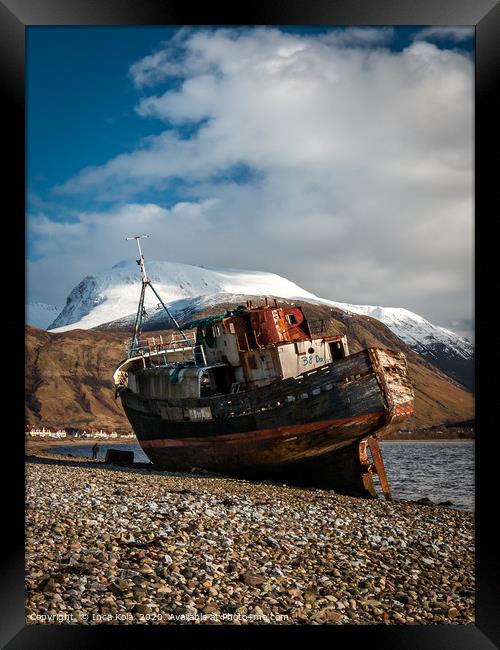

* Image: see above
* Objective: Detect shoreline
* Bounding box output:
[381,439,474,444]
[27,438,135,446]
[26,436,474,450]
[26,438,136,452]
[25,457,474,626]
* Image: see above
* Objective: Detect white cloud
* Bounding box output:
[413,27,474,43]
[35,28,473,327]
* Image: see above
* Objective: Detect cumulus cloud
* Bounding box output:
[33,28,473,328]
[413,26,474,43]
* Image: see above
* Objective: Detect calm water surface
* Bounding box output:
[51,440,474,511]
[379,441,474,511]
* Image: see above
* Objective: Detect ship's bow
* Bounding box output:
[367,348,414,436]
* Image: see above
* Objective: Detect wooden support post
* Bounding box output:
[367,436,392,501]
[358,436,392,500]
[358,439,378,498]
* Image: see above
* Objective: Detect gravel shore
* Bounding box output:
[25,458,475,625]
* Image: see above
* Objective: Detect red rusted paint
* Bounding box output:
[392,403,414,418]
[223,302,312,351]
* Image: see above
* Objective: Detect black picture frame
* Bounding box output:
[5,0,498,647]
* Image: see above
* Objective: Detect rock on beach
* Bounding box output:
[25,460,475,625]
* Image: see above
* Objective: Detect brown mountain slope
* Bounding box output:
[26,326,128,431]
[25,302,474,431]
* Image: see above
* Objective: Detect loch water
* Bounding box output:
[379,441,474,511]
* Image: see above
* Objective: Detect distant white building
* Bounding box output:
[26,426,67,438]
[26,426,136,439]
[27,426,50,438]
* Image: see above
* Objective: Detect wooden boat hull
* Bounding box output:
[117,348,414,497]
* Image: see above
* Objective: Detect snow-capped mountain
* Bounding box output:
[46,260,474,390]
[26,302,63,330]
[48,260,320,331]
[324,302,474,361]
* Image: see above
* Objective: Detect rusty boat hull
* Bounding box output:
[118,348,414,497]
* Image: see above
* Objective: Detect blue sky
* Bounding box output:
[27,26,474,333]
[28,28,170,221]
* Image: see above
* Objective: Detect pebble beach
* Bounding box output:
[25,457,475,625]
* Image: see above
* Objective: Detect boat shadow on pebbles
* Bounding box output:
[25,453,194,478]
[25,453,380,505]
[25,453,278,486]
[24,454,380,496]
[25,454,458,511]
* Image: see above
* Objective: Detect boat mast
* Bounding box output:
[126,235,192,357]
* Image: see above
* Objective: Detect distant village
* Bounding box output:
[26,426,136,440]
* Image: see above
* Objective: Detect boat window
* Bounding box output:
[329,341,345,360]
[211,365,234,394]
[286,314,298,324]
[204,326,215,348]
[229,322,236,334]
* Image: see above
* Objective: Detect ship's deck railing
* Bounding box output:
[127,331,207,368]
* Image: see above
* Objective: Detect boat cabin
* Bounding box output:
[115,301,349,400]
[184,300,349,391]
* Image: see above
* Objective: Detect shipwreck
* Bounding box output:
[114,236,414,498]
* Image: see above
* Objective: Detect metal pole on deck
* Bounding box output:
[127,234,150,283]
[129,280,146,357]
[126,235,193,350]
